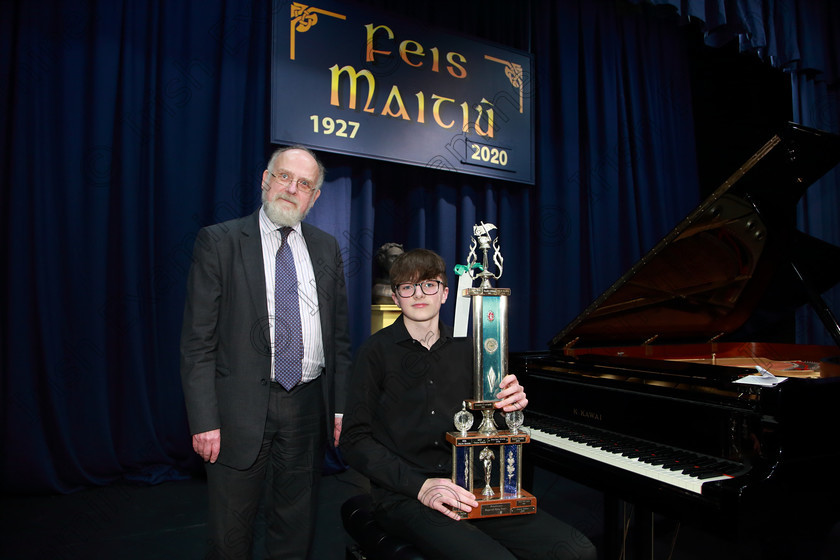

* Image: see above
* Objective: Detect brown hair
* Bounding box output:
[389,249,447,290]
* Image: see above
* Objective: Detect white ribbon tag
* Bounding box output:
[453,272,473,338]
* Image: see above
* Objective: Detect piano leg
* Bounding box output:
[632,505,654,560]
[604,494,621,559]
[604,495,655,560]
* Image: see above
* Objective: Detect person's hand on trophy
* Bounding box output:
[494,373,528,413]
[417,478,480,521]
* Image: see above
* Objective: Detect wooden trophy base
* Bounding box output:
[445,430,537,519]
[453,488,537,519]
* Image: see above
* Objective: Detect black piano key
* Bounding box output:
[682,463,730,478]
[696,471,728,480]
[648,456,679,466]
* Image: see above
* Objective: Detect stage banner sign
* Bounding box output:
[271,0,535,184]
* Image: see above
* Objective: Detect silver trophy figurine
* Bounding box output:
[465,222,510,435]
[467,222,504,290]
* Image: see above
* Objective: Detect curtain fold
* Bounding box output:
[636,0,839,83]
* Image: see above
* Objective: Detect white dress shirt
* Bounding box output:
[259,207,325,384]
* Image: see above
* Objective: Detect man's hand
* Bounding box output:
[417,478,479,521]
[495,374,528,412]
[333,414,343,448]
[192,429,221,463]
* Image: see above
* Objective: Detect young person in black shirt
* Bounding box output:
[340,249,596,560]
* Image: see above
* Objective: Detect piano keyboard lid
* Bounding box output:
[550,122,840,353]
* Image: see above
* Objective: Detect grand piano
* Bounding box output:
[513,123,840,559]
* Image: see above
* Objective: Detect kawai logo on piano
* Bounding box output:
[573,408,603,421]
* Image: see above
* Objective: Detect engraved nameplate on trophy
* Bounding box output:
[447,223,537,519]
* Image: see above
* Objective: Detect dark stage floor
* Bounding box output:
[2,466,838,559]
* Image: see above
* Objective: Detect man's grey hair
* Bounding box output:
[266,145,326,190]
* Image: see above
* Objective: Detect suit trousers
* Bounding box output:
[374,494,597,560]
[205,376,326,560]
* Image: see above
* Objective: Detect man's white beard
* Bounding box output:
[263,191,310,227]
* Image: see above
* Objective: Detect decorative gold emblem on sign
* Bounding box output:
[290,3,347,60]
[484,55,525,113]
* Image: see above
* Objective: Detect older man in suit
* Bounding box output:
[180,146,352,559]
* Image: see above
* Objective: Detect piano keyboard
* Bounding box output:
[526,415,744,495]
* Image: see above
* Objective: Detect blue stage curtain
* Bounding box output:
[631,0,840,343]
[793,72,840,345]
[1,0,276,493]
[789,3,840,345]
[526,1,700,347]
[0,0,770,494]
[634,0,839,82]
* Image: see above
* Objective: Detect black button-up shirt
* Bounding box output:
[340,316,474,505]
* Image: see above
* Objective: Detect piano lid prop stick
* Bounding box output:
[453,263,481,338]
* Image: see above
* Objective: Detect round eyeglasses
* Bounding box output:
[393,280,444,298]
[266,170,317,194]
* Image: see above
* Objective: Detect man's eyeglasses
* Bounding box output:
[266,170,317,194]
[393,280,444,298]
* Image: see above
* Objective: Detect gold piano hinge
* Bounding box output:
[563,337,579,357]
[642,335,658,357]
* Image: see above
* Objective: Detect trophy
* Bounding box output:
[446,223,537,519]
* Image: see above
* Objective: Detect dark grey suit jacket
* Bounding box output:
[179,210,351,469]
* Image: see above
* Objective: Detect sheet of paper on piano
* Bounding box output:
[732,366,787,386]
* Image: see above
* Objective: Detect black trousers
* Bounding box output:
[375,494,597,560]
[205,377,325,560]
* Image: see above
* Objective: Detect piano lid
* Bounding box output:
[551,123,840,351]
